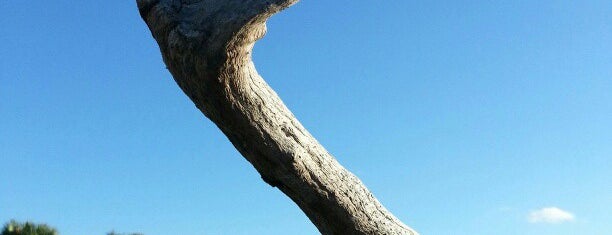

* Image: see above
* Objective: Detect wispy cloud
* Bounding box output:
[527,207,575,224]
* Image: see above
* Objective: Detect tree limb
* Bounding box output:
[137,0,418,234]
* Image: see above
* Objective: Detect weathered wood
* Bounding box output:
[137,0,418,234]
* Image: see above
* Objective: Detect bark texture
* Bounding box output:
[137,0,418,234]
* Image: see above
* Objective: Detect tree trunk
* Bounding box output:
[136,0,418,234]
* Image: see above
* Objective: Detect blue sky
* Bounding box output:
[1,1,610,234]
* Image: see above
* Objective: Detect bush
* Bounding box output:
[1,220,57,235]
[107,231,144,235]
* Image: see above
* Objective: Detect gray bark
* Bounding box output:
[136,0,418,234]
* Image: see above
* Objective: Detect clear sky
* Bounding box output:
[1,1,610,234]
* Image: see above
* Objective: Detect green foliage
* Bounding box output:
[2,220,143,235]
[1,220,57,235]
[106,231,143,235]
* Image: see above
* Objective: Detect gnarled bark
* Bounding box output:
[137,0,418,234]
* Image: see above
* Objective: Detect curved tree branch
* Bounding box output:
[137,0,418,234]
